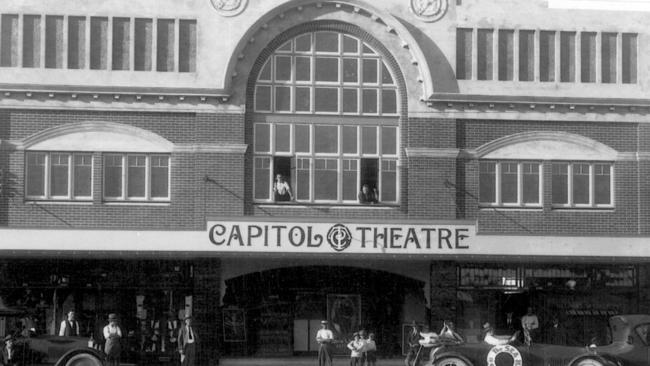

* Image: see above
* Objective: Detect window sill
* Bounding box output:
[25,200,93,205]
[550,206,615,212]
[102,201,171,206]
[255,202,399,209]
[479,206,543,211]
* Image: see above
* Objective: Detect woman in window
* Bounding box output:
[273,174,294,202]
[358,184,378,204]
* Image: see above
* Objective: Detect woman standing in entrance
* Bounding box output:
[103,313,123,366]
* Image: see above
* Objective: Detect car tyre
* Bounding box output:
[64,353,103,366]
[434,356,471,366]
[573,358,605,366]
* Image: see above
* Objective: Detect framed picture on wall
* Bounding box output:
[326,294,361,341]
[223,307,246,342]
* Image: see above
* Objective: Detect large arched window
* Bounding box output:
[253,30,400,204]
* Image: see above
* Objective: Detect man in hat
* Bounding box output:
[103,314,123,366]
[1,335,16,366]
[59,311,80,337]
[315,320,333,366]
[404,321,421,366]
[178,315,198,366]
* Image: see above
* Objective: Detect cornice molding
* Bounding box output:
[405,147,459,158]
[174,144,248,154]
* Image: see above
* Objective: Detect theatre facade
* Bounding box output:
[0,0,649,363]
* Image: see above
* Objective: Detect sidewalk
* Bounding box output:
[220,357,410,366]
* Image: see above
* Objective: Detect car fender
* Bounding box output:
[567,352,620,366]
[431,350,474,366]
[54,347,105,366]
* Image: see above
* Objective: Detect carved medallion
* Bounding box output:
[410,0,448,22]
[210,0,248,17]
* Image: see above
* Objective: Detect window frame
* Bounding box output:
[102,153,171,202]
[479,160,543,208]
[25,151,94,201]
[551,161,614,209]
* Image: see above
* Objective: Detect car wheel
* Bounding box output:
[434,356,471,366]
[573,358,605,366]
[64,353,103,366]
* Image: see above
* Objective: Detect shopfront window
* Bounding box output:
[479,161,542,207]
[103,154,170,201]
[25,152,93,200]
[253,30,400,204]
[551,162,613,208]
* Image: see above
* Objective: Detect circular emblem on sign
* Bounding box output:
[410,0,448,22]
[327,224,352,252]
[487,345,523,366]
[210,0,248,17]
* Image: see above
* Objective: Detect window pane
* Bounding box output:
[522,163,539,204]
[539,31,555,82]
[560,32,576,82]
[23,15,41,68]
[178,19,197,72]
[479,162,496,203]
[362,89,377,114]
[254,157,271,200]
[382,160,397,202]
[601,33,617,83]
[362,59,378,83]
[277,41,291,52]
[295,125,310,153]
[382,127,397,155]
[595,164,611,205]
[275,56,291,81]
[498,29,514,81]
[343,89,357,113]
[315,57,338,82]
[343,35,358,53]
[104,155,123,198]
[382,63,394,84]
[156,19,174,72]
[255,124,270,152]
[314,159,337,200]
[343,58,358,82]
[314,88,338,112]
[573,163,590,204]
[314,125,337,153]
[151,156,169,198]
[295,34,311,52]
[342,126,357,154]
[581,32,596,82]
[45,15,64,69]
[1,15,19,67]
[127,156,146,198]
[296,56,311,81]
[622,33,637,83]
[362,127,377,155]
[519,30,534,81]
[343,159,357,201]
[315,32,338,52]
[477,29,493,80]
[501,163,518,203]
[26,153,45,196]
[133,18,152,71]
[296,158,310,200]
[258,59,271,81]
[552,163,568,204]
[275,124,291,153]
[73,154,92,197]
[111,17,130,71]
[295,87,311,112]
[456,28,472,80]
[255,86,271,111]
[275,86,291,111]
[50,153,69,196]
[382,89,397,114]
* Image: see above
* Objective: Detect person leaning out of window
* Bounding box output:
[358,184,378,204]
[273,174,294,202]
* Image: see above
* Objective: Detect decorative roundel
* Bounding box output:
[409,0,449,22]
[487,345,523,366]
[210,0,248,17]
[327,224,353,252]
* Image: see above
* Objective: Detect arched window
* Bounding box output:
[253,30,400,204]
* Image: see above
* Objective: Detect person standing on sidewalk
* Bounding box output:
[178,315,199,366]
[103,313,123,366]
[316,320,334,366]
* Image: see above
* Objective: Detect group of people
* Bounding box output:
[316,320,378,366]
[273,174,379,204]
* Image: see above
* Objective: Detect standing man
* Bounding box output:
[178,315,198,366]
[59,311,80,337]
[103,313,123,366]
[521,307,539,346]
[1,335,16,366]
[404,321,421,366]
[316,320,333,366]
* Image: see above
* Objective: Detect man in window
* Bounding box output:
[273,174,293,202]
[358,184,378,204]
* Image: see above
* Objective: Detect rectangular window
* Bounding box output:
[539,31,555,82]
[479,161,541,207]
[479,162,496,204]
[381,159,397,202]
[112,17,130,70]
[68,16,86,69]
[178,19,197,73]
[314,158,337,200]
[90,17,108,70]
[314,88,338,112]
[1,14,19,67]
[104,154,170,201]
[296,158,310,201]
[23,15,41,68]
[601,32,617,83]
[498,30,514,81]
[580,32,596,82]
[518,30,534,81]
[254,157,271,200]
[157,19,175,71]
[45,15,64,69]
[477,29,493,80]
[25,152,92,200]
[134,18,153,71]
[622,33,637,84]
[552,162,613,208]
[342,159,358,201]
[560,32,576,82]
[522,162,540,204]
[456,28,472,80]
[501,162,518,203]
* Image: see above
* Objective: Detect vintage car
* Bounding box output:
[9,334,105,366]
[431,314,650,366]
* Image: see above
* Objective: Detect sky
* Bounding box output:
[548,0,650,11]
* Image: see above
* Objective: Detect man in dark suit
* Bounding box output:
[178,315,198,366]
[1,335,16,366]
